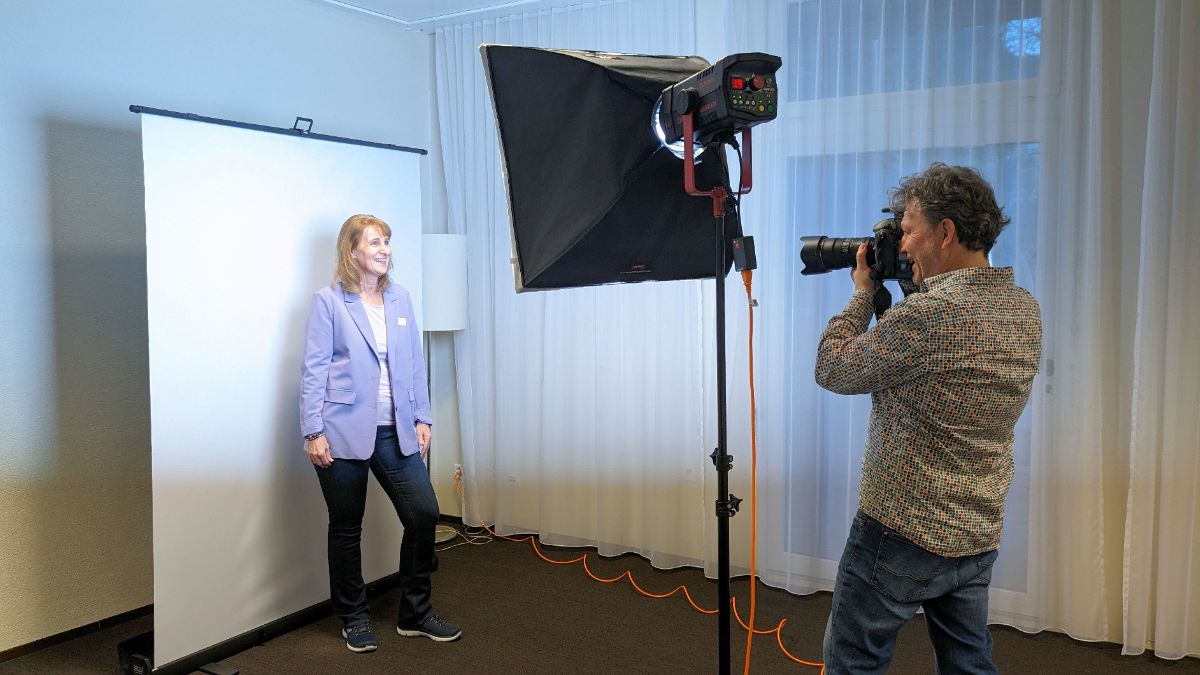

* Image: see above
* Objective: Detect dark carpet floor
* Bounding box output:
[3,527,1197,674]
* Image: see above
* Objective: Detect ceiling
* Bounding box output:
[324,0,576,29]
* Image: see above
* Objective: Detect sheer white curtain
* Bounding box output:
[726,0,1199,660]
[725,0,1042,596]
[1121,0,1199,659]
[435,0,721,568]
[1022,0,1117,646]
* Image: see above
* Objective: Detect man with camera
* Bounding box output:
[814,163,1042,674]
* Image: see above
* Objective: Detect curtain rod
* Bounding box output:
[129,105,427,155]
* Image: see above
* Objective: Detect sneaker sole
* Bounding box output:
[397,626,462,642]
[345,642,378,653]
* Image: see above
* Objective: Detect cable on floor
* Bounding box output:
[452,249,825,671]
[479,522,823,669]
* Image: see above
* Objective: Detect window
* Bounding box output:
[787,0,1041,102]
[779,0,1042,593]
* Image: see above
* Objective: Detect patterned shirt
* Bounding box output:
[815,266,1042,557]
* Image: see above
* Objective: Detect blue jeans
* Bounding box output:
[314,425,441,628]
[823,510,999,675]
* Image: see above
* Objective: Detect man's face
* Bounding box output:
[899,202,943,278]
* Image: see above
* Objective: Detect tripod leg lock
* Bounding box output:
[716,493,743,518]
[710,448,734,471]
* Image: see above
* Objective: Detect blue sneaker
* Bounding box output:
[341,622,378,652]
[397,613,462,642]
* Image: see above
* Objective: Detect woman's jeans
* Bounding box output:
[314,425,440,628]
[823,510,1000,675]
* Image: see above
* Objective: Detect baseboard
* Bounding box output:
[147,571,407,675]
[0,604,153,664]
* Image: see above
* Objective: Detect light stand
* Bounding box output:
[479,45,779,675]
[682,112,754,675]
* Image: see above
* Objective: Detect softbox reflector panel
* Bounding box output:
[481,45,738,291]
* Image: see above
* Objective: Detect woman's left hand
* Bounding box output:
[416,423,432,460]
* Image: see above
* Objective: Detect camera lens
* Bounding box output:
[800,236,874,275]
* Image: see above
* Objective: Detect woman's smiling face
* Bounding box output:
[351,226,391,280]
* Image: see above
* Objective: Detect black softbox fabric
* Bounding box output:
[481,45,738,292]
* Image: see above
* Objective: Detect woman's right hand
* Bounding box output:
[306,435,334,468]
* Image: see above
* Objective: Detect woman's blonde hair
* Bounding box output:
[334,214,393,294]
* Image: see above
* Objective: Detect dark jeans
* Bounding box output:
[314,424,440,628]
[823,510,1000,675]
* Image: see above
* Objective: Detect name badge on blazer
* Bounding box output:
[397,317,407,326]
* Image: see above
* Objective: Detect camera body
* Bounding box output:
[800,212,912,281]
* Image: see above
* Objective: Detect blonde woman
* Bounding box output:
[300,214,461,652]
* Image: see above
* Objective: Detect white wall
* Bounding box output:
[0,0,435,653]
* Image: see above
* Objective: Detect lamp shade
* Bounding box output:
[480,45,738,292]
[421,233,468,331]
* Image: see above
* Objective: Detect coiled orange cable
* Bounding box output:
[480,522,824,668]
[468,270,824,671]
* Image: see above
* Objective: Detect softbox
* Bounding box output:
[481,45,738,292]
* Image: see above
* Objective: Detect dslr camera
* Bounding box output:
[800,210,912,282]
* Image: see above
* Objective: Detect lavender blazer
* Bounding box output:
[300,282,431,460]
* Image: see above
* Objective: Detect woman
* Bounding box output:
[299,214,461,653]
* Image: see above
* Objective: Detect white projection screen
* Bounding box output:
[139,112,424,668]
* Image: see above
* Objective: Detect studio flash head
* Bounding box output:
[654,52,782,156]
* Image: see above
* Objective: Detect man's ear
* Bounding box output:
[939,218,957,249]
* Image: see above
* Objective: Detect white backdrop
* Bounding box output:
[139,113,424,667]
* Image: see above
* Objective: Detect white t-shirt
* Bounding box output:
[363,302,396,425]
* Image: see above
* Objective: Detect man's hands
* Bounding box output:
[853,243,878,294]
[854,243,926,290]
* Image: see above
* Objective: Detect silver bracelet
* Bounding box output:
[304,431,325,442]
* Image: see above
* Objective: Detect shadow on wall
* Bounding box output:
[41,116,153,622]
[262,231,339,615]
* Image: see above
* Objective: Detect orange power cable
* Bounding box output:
[466,270,824,671]
[741,269,759,675]
[480,521,823,669]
